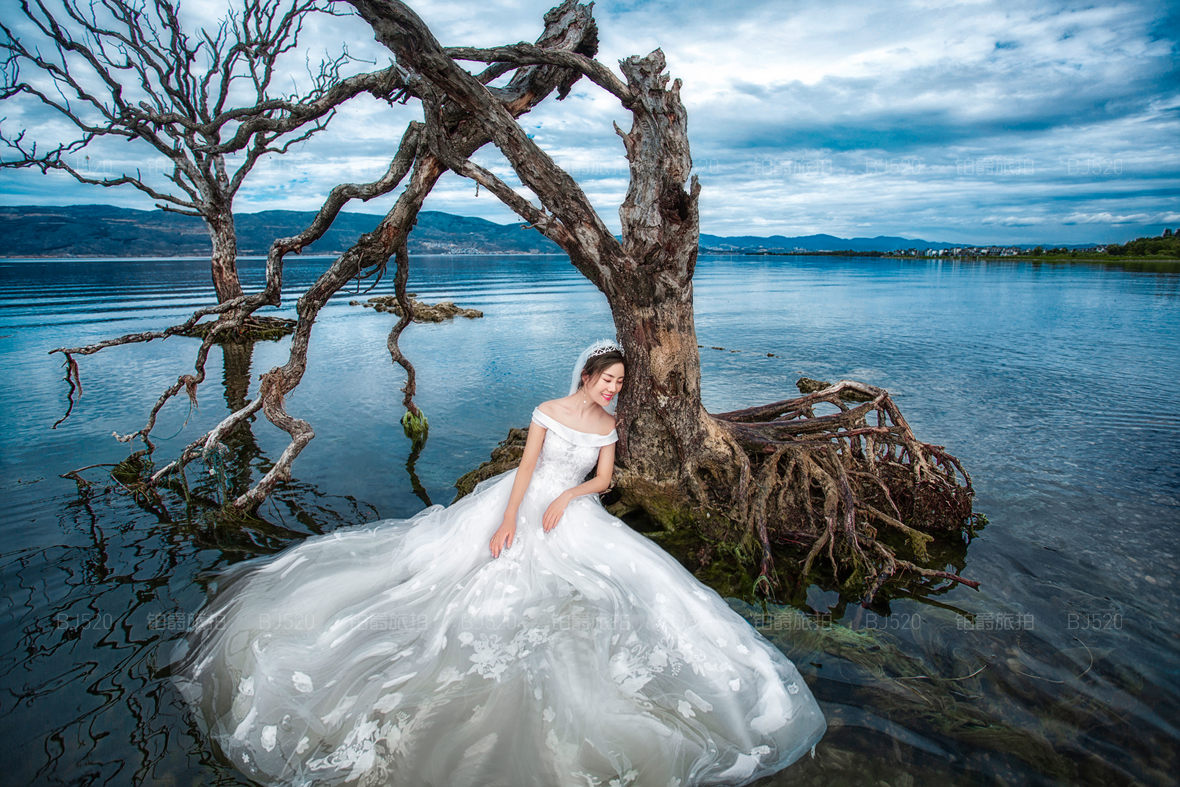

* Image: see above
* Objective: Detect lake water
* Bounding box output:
[0,254,1177,785]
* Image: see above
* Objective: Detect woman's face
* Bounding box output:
[584,362,625,408]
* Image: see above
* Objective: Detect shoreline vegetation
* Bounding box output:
[717,230,1180,267]
[735,249,1180,267]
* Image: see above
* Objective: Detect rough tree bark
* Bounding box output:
[208,209,244,303]
[347,0,978,601]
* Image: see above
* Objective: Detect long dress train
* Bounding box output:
[171,408,826,786]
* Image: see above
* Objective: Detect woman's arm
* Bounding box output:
[489,421,547,558]
[541,442,616,532]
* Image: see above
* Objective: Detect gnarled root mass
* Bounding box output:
[350,295,484,322]
[712,378,979,603]
[178,315,296,343]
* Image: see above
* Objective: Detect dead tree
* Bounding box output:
[341,0,978,601]
[5,0,408,430]
[0,0,400,304]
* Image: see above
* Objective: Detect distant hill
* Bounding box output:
[0,205,561,257]
[0,204,967,257]
[698,232,957,253]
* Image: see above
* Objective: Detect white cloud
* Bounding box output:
[1063,211,1180,225]
[1,0,1176,244]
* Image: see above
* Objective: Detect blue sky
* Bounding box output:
[2,0,1177,244]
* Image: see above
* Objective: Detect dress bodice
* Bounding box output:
[530,407,617,489]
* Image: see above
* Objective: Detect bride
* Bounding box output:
[171,340,826,786]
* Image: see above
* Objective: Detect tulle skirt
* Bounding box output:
[171,468,825,786]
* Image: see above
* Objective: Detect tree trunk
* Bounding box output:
[606,263,747,530]
[208,208,244,303]
[594,51,748,532]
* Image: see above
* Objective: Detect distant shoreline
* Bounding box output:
[707,250,1180,265]
[3,251,1177,265]
[0,252,569,261]
[4,205,1128,258]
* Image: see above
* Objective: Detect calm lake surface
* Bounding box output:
[0,253,1177,785]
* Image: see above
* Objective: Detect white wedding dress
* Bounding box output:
[172,408,826,786]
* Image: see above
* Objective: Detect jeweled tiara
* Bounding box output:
[587,339,624,358]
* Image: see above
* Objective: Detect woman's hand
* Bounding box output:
[543,492,571,532]
[489,517,516,558]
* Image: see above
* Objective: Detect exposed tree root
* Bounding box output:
[713,378,979,602]
[351,295,483,322]
[177,315,296,343]
[49,292,274,437]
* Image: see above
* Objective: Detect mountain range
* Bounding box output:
[0,204,965,257]
[697,232,959,253]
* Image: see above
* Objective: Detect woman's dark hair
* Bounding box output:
[579,350,625,389]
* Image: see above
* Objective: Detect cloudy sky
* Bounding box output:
[2,0,1177,244]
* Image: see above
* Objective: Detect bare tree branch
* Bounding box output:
[445,44,632,104]
[1,0,392,307]
[348,0,624,290]
[202,0,602,507]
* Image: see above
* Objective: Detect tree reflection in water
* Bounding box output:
[0,339,381,784]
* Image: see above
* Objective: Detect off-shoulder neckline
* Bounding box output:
[532,406,616,438]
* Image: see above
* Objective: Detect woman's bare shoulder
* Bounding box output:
[593,411,617,435]
[534,398,577,425]
[535,398,565,418]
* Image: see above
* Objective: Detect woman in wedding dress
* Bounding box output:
[172,340,826,786]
